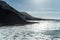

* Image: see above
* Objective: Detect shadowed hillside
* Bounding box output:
[0,1,37,26]
[21,12,60,22]
[21,12,44,20]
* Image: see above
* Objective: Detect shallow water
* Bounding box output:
[0,21,60,40]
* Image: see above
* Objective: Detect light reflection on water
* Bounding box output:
[27,21,60,31]
[0,21,60,40]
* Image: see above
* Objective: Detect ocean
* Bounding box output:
[0,20,60,40]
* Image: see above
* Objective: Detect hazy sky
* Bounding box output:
[4,0,60,19]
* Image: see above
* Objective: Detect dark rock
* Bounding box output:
[0,8,26,25]
[0,1,38,26]
[21,12,34,20]
[0,1,27,25]
[21,12,43,20]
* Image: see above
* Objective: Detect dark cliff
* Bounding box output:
[0,1,28,26]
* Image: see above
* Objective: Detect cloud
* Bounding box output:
[25,0,53,12]
[28,0,52,6]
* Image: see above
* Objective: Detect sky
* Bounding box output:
[4,0,60,19]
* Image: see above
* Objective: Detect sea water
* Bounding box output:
[0,21,60,40]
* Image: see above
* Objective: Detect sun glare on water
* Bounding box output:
[29,21,60,32]
[31,21,50,32]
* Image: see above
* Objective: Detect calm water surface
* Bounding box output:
[0,21,60,40]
